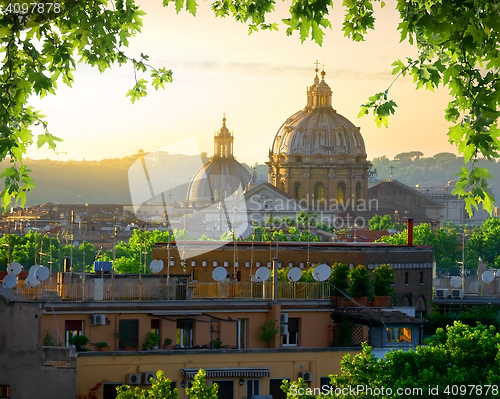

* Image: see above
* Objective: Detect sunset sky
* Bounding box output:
[27,0,456,165]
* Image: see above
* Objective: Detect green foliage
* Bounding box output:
[330,263,349,295]
[142,331,160,350]
[0,1,172,208]
[259,319,279,348]
[372,264,394,296]
[185,369,218,399]
[467,217,500,266]
[378,223,461,269]
[95,342,108,348]
[327,322,500,398]
[368,215,403,231]
[69,334,90,351]
[116,370,178,399]
[348,265,370,298]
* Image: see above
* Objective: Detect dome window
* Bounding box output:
[295,156,303,163]
[314,182,325,205]
[315,157,324,164]
[337,182,346,205]
[294,182,303,199]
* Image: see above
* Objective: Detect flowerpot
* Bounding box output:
[330,296,344,307]
[97,346,110,352]
[351,296,368,306]
[126,345,137,351]
[374,296,391,307]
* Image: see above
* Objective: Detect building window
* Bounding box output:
[177,319,194,348]
[355,182,362,204]
[420,272,424,285]
[237,319,247,349]
[151,319,160,349]
[247,379,260,397]
[294,182,303,199]
[320,377,334,391]
[65,320,83,347]
[118,319,139,350]
[295,156,302,163]
[103,383,122,399]
[283,317,299,346]
[337,182,346,205]
[405,272,409,285]
[314,183,325,205]
[386,327,412,343]
[0,385,10,398]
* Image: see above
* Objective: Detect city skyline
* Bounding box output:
[26,0,455,165]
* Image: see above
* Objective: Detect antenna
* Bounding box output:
[287,267,302,282]
[481,270,495,283]
[212,266,227,282]
[2,274,17,289]
[312,264,331,282]
[255,267,270,282]
[7,262,22,275]
[450,276,462,288]
[35,266,50,282]
[149,259,164,274]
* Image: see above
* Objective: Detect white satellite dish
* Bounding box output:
[212,266,227,282]
[29,265,42,276]
[35,266,50,282]
[75,217,81,224]
[469,281,479,294]
[44,225,51,231]
[312,264,331,282]
[496,269,500,278]
[287,267,302,282]
[24,275,40,288]
[2,274,17,289]
[7,262,22,276]
[73,241,80,247]
[450,276,462,288]
[482,270,495,283]
[255,267,270,282]
[149,259,164,274]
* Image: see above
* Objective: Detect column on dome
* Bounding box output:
[213,116,234,159]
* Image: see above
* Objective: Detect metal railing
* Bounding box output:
[13,281,333,301]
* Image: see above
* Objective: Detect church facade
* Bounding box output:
[266,68,370,210]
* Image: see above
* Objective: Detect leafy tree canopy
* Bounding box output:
[2,0,498,215]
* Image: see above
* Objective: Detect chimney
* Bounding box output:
[407,218,414,246]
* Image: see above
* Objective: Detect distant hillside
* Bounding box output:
[371,152,500,202]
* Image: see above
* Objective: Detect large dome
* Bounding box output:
[187,117,252,204]
[271,70,366,161]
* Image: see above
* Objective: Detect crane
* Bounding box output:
[55,151,67,161]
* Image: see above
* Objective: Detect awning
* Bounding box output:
[181,367,270,379]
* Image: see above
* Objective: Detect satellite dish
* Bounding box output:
[149,259,164,274]
[7,262,22,276]
[29,265,42,276]
[469,281,479,294]
[312,264,331,282]
[212,266,227,282]
[450,276,462,288]
[44,225,51,231]
[482,270,495,283]
[35,266,50,282]
[496,269,500,278]
[287,267,302,282]
[2,274,17,289]
[24,275,40,288]
[255,267,270,282]
[75,217,81,224]
[73,241,80,247]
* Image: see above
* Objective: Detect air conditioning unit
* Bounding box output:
[434,289,448,298]
[126,374,141,384]
[280,324,288,335]
[142,372,156,385]
[298,372,314,382]
[280,313,289,324]
[89,314,106,326]
[451,289,465,299]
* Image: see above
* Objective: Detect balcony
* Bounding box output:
[14,280,333,301]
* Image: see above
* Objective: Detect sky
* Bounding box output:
[27,0,457,165]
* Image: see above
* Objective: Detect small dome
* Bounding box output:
[186,158,251,203]
[271,70,366,160]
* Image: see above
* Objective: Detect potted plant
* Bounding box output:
[348,265,371,306]
[162,337,173,350]
[125,342,138,351]
[142,331,160,350]
[95,341,110,352]
[259,319,279,348]
[373,264,394,306]
[329,263,349,306]
[69,334,90,351]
